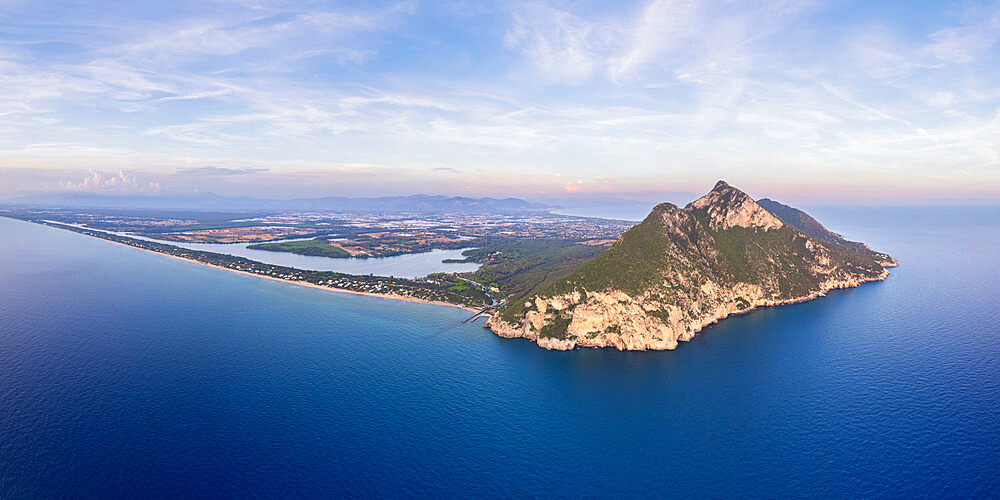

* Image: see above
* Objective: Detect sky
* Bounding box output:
[1,0,999,203]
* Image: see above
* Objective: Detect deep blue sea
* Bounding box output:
[2,207,999,497]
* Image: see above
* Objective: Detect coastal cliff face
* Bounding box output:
[485,181,897,351]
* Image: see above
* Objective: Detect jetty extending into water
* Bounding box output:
[461,300,506,323]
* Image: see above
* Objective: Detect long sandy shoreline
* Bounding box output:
[44,222,481,313]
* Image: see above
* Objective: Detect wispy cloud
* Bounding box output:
[0,0,998,201]
[174,166,269,175]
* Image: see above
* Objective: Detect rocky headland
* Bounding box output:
[486,181,897,350]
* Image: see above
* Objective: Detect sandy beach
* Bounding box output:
[58,225,481,313]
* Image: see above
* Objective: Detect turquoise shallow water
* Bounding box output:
[1,207,999,497]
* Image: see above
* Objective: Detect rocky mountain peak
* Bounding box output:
[649,202,680,215]
[687,181,784,231]
[486,180,895,351]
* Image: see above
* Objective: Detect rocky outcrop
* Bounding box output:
[690,181,785,231]
[484,269,889,351]
[485,181,896,351]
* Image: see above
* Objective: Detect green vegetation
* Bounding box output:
[16,219,494,308]
[647,308,672,324]
[250,233,472,259]
[688,215,824,297]
[496,182,894,340]
[351,233,468,256]
[4,182,895,348]
[498,210,680,324]
[688,202,885,298]
[248,239,351,258]
[444,237,604,323]
[427,273,491,305]
[153,221,267,232]
[465,238,603,296]
[553,213,672,295]
[757,198,894,263]
[538,313,572,340]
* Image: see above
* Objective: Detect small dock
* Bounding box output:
[461,306,493,324]
[460,300,505,324]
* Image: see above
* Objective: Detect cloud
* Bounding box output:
[503,0,816,85]
[174,166,269,176]
[59,170,161,193]
[922,9,1000,64]
[1,0,998,201]
[504,4,611,82]
[564,179,583,193]
[111,2,415,66]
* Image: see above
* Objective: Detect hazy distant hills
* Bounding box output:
[2,192,554,213]
[288,194,552,213]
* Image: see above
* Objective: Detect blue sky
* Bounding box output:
[1,0,999,202]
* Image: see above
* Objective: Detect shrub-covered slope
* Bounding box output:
[756,198,893,262]
[487,181,897,350]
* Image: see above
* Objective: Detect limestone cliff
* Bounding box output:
[485,181,896,351]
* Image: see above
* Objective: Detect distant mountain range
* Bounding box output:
[1,192,554,213]
[486,181,897,350]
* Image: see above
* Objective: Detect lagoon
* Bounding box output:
[55,223,481,278]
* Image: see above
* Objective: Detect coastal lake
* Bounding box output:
[53,224,481,278]
[2,206,999,496]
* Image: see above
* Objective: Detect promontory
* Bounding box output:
[485,181,897,350]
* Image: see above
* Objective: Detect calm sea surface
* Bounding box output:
[1,207,998,497]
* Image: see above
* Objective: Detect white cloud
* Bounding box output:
[503,0,816,85]
[504,4,609,82]
[1,0,998,200]
[923,10,1000,64]
[59,170,162,193]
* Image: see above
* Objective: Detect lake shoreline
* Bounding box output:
[41,220,481,278]
[34,219,481,313]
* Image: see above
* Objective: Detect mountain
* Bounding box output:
[756,198,889,258]
[530,192,699,221]
[2,192,552,213]
[486,181,898,350]
[287,194,551,213]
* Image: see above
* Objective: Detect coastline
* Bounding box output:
[487,265,895,351]
[42,221,480,313]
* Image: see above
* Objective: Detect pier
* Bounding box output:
[460,306,493,324]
